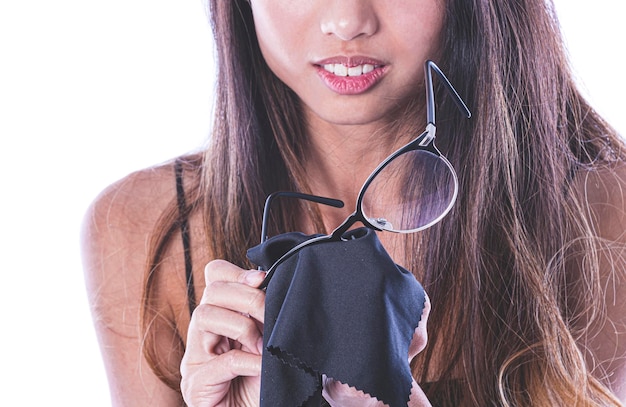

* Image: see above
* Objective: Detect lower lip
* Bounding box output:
[315,65,387,95]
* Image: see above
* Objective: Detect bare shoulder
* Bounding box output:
[81,161,179,318]
[84,160,179,231]
[80,160,185,406]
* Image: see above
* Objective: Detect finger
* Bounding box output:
[185,304,230,364]
[409,293,431,361]
[181,349,261,406]
[203,280,266,323]
[204,259,266,287]
[409,378,433,407]
[188,303,264,356]
[322,378,433,407]
[181,348,262,387]
[322,377,385,407]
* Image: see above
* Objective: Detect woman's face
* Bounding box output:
[250,0,445,130]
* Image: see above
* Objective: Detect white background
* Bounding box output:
[0,1,623,405]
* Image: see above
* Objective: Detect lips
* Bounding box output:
[314,56,388,95]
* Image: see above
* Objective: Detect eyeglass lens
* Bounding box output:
[361,148,457,233]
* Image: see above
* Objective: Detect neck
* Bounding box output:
[298,122,388,232]
[303,117,415,207]
[297,100,426,233]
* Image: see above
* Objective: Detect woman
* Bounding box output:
[81,0,626,405]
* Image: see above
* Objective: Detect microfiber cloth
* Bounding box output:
[246,227,426,407]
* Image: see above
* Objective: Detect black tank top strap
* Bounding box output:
[175,159,197,318]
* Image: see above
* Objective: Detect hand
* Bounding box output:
[181,260,267,407]
[322,295,432,407]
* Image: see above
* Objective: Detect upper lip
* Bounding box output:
[313,55,387,67]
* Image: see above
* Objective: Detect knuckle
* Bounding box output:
[408,295,430,358]
[233,317,258,343]
[203,279,225,293]
[224,350,243,376]
[203,259,219,282]
[247,289,266,314]
[411,322,429,355]
[180,377,191,400]
[200,280,227,303]
[422,294,431,318]
[413,330,428,354]
[204,259,230,283]
[226,349,260,375]
[190,303,215,324]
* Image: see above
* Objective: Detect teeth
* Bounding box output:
[347,66,362,76]
[334,64,348,76]
[323,63,377,76]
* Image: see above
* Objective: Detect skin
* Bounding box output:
[251,0,446,212]
[180,1,443,404]
[80,0,626,405]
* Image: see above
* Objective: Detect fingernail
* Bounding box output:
[244,270,266,286]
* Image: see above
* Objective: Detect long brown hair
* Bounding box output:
[142,0,625,404]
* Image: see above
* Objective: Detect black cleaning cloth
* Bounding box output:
[247,227,426,407]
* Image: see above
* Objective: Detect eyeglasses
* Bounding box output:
[257,60,471,289]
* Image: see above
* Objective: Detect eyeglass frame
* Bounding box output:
[257,60,471,290]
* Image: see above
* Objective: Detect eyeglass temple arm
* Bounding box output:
[425,60,472,127]
[260,191,344,244]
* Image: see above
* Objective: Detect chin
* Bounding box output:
[305,97,386,122]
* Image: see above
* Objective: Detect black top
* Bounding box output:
[175,159,197,317]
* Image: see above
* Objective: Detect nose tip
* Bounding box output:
[320,4,379,41]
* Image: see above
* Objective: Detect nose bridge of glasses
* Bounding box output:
[329,210,376,241]
[258,214,379,290]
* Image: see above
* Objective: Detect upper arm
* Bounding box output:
[575,163,626,400]
[81,166,185,407]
